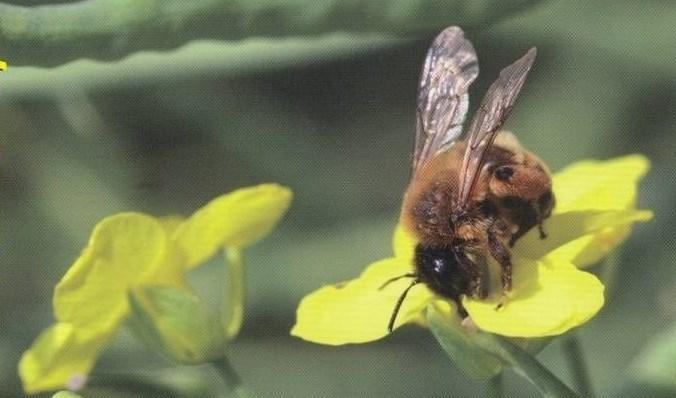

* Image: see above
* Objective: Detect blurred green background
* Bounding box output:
[1,0,674,397]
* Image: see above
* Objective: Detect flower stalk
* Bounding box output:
[562,335,595,398]
[600,250,620,298]
[486,373,504,398]
[212,358,257,398]
[472,332,579,398]
[223,248,245,340]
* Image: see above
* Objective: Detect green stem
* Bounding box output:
[562,335,595,398]
[600,250,620,298]
[486,373,504,398]
[212,357,257,398]
[223,248,245,339]
[473,333,579,398]
[87,373,183,397]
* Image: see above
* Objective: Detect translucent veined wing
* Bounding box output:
[412,26,479,175]
[456,48,537,208]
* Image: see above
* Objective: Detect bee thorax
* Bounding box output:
[410,183,456,243]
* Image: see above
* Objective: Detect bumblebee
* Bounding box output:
[385,27,554,332]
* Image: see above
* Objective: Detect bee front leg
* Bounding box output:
[487,227,512,308]
[507,202,548,247]
[537,221,547,240]
[533,203,548,240]
[536,191,555,240]
[508,226,526,247]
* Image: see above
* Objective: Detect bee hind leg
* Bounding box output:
[467,259,490,300]
[487,227,512,309]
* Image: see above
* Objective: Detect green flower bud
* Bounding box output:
[127,285,226,364]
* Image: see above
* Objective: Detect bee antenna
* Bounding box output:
[387,279,420,333]
[378,273,416,291]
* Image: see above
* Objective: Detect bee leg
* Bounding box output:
[508,203,547,246]
[468,275,489,301]
[537,221,547,240]
[487,228,512,308]
[508,227,525,247]
[454,296,469,318]
[533,204,548,239]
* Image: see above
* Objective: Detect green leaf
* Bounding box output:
[127,285,226,365]
[426,305,503,380]
[631,322,676,389]
[1,34,405,99]
[0,0,544,67]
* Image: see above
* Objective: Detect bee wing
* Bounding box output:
[456,48,537,207]
[412,26,479,175]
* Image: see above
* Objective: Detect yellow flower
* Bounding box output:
[291,155,652,344]
[19,184,292,394]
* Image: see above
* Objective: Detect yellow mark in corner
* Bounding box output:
[0,60,6,71]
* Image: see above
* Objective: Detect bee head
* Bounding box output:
[490,164,550,201]
[414,244,469,300]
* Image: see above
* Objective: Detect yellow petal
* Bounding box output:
[542,155,652,267]
[552,155,649,213]
[515,209,652,264]
[464,257,604,337]
[158,215,185,235]
[172,184,292,268]
[53,213,175,331]
[19,323,114,394]
[291,258,433,345]
[542,222,646,267]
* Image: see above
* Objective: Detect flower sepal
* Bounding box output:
[427,303,503,380]
[127,285,226,365]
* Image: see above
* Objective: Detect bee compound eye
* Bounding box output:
[494,166,514,181]
[432,257,446,273]
[416,245,457,278]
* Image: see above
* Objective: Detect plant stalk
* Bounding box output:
[562,335,595,398]
[600,250,620,298]
[473,333,580,398]
[223,247,245,339]
[212,357,257,398]
[486,373,504,398]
